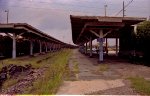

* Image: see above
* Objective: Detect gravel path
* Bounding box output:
[57,79,125,95]
[57,49,150,95]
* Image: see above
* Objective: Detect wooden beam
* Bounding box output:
[90,30,100,38]
[5,33,13,39]
[16,32,25,39]
[86,22,125,27]
[90,30,112,38]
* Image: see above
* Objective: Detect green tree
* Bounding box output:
[137,21,150,38]
[136,21,150,64]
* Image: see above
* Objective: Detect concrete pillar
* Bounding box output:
[89,37,93,57]
[39,41,42,53]
[30,40,33,56]
[116,38,118,56]
[99,30,104,62]
[12,33,16,59]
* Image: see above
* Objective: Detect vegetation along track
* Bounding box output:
[0,49,72,95]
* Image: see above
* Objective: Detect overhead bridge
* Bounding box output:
[0,23,75,59]
[70,15,146,62]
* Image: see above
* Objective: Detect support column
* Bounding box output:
[30,40,33,56]
[89,37,93,57]
[85,43,87,54]
[45,42,48,52]
[57,44,59,51]
[59,44,60,50]
[106,38,108,55]
[116,38,118,56]
[53,44,55,52]
[48,43,50,52]
[55,44,57,51]
[39,40,42,53]
[12,33,16,59]
[50,43,52,52]
[99,30,104,62]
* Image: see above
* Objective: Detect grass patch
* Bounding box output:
[0,49,72,95]
[1,52,56,91]
[25,49,72,94]
[0,52,55,69]
[128,77,150,95]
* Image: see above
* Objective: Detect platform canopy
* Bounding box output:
[70,15,146,45]
[0,23,66,44]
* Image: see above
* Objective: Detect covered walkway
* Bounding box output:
[0,23,75,59]
[70,16,146,62]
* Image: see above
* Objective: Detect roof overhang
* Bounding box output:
[0,23,64,44]
[70,15,146,45]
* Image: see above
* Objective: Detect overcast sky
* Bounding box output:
[0,0,150,45]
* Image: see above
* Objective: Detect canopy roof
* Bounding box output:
[70,15,146,45]
[0,23,67,45]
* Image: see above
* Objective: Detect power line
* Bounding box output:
[115,0,134,16]
[104,5,107,17]
[123,1,125,17]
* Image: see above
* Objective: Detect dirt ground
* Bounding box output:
[57,49,150,95]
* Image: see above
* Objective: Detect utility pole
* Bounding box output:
[123,1,125,17]
[104,5,107,17]
[5,10,9,23]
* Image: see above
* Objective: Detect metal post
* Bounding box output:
[53,44,55,51]
[55,44,57,51]
[116,38,118,56]
[106,38,108,55]
[85,43,87,54]
[12,33,16,59]
[48,43,50,52]
[60,44,61,50]
[45,42,48,52]
[123,1,125,17]
[104,5,107,17]
[99,30,104,62]
[39,41,42,53]
[50,43,52,52]
[90,37,92,57]
[5,10,9,23]
[30,40,33,56]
